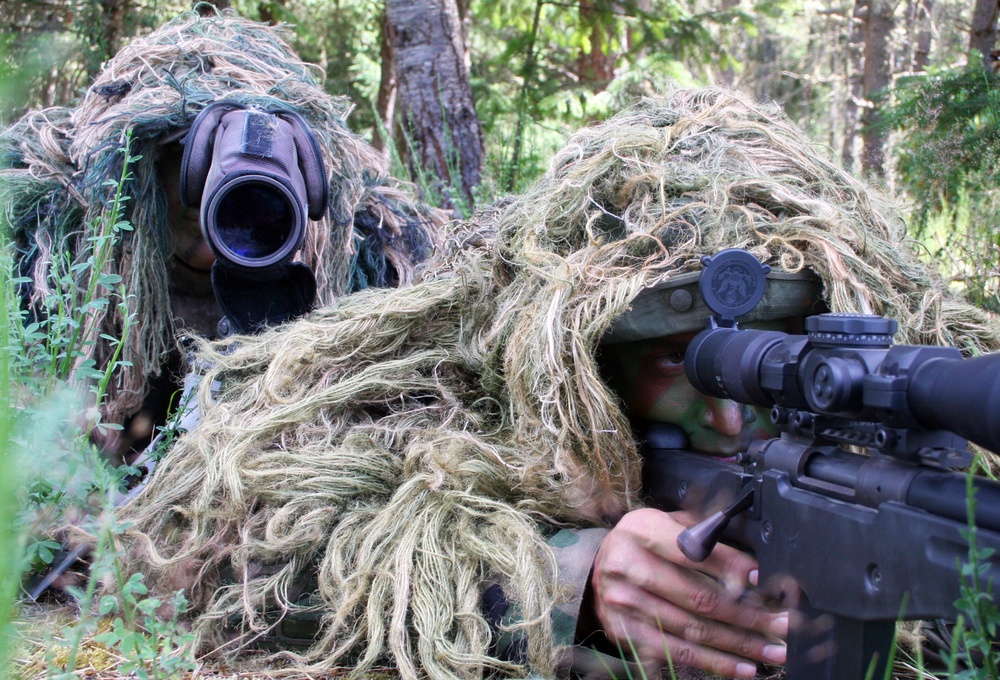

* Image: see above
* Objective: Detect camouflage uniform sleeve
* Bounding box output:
[481,526,609,665]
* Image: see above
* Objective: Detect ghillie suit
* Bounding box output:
[0,9,443,427]
[116,88,1000,678]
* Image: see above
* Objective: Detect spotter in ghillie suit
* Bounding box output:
[116,88,1000,679]
[0,8,444,450]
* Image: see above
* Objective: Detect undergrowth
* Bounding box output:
[1,133,196,678]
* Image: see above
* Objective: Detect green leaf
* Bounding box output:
[98,594,120,616]
[137,597,162,615]
[93,630,121,647]
[98,273,123,286]
[36,543,54,563]
[123,572,148,597]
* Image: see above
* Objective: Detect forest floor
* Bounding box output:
[8,601,380,679]
[6,600,944,680]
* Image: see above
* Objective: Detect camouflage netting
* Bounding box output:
[115,88,1000,678]
[0,8,444,425]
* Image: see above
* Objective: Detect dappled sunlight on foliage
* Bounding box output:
[883,64,1000,312]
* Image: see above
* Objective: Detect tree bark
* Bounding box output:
[455,0,472,66]
[576,0,616,91]
[719,0,740,85]
[258,1,283,25]
[911,0,934,72]
[385,0,483,213]
[199,0,230,11]
[80,0,129,81]
[100,0,127,56]
[969,0,1000,68]
[861,0,892,178]
[842,0,868,172]
[373,9,397,157]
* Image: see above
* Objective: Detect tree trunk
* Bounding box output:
[969,0,1000,68]
[81,0,129,81]
[258,1,287,25]
[719,0,740,85]
[373,9,397,158]
[842,0,868,172]
[199,0,230,11]
[455,0,472,66]
[385,0,483,213]
[861,0,892,178]
[753,35,777,103]
[576,0,616,91]
[101,0,127,56]
[911,0,934,72]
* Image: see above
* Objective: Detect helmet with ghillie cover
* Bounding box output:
[113,87,1000,678]
[0,8,444,430]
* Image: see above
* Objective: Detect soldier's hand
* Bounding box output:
[585,507,788,678]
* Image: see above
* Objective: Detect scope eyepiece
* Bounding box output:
[685,326,786,408]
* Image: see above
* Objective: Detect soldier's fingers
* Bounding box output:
[604,613,772,680]
[630,509,761,594]
[625,561,787,660]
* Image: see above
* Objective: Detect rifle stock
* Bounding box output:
[643,441,1000,680]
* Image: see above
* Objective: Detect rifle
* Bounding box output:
[642,250,1000,680]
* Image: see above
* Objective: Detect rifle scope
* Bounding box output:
[685,313,1000,455]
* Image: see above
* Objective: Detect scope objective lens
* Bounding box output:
[213,181,293,259]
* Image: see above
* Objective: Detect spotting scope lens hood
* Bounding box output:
[180,100,329,272]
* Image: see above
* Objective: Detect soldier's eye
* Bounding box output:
[656,352,685,369]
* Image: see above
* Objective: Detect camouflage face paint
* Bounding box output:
[159,143,216,274]
[605,319,801,457]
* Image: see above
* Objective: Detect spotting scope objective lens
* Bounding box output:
[207,178,299,264]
